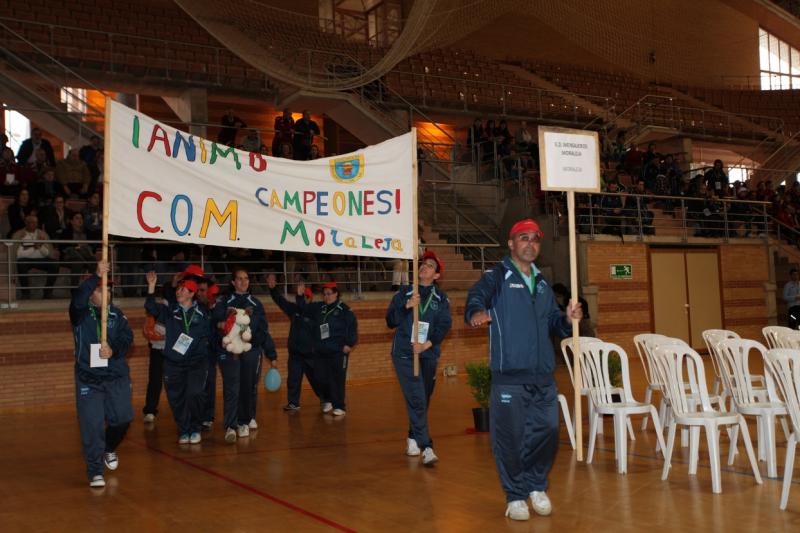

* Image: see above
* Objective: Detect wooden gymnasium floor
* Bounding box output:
[1,365,799,532]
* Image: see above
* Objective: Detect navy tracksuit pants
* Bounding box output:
[315,354,347,410]
[75,372,133,479]
[393,356,437,449]
[142,346,163,416]
[490,381,560,502]
[163,358,208,436]
[202,353,219,423]
[219,351,260,430]
[287,350,322,405]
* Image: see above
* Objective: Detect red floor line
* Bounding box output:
[130,439,357,533]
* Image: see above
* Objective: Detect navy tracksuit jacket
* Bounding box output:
[386,284,452,449]
[465,257,572,501]
[70,274,134,479]
[145,295,212,436]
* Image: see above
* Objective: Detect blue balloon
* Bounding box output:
[264,368,281,392]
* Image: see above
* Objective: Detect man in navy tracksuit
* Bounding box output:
[70,261,134,488]
[300,281,358,416]
[214,267,277,443]
[145,271,211,445]
[266,273,322,411]
[465,218,582,521]
[386,250,452,466]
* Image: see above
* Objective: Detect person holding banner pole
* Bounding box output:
[386,250,451,465]
[145,271,211,445]
[71,261,134,488]
[465,218,581,521]
[298,281,358,416]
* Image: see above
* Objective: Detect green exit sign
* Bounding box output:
[610,264,632,279]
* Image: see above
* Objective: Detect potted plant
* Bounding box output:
[465,360,491,432]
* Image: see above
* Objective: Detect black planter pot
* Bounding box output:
[472,407,490,433]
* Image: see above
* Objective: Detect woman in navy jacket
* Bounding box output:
[386,250,451,466]
[145,271,211,445]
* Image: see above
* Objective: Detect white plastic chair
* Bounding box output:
[651,343,762,494]
[581,341,666,474]
[764,349,800,510]
[763,326,797,349]
[561,337,635,441]
[558,394,576,450]
[717,338,787,478]
[633,333,671,431]
[702,329,740,397]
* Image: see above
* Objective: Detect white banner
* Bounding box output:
[107,99,415,259]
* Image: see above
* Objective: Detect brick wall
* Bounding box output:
[0,296,488,410]
[719,244,771,341]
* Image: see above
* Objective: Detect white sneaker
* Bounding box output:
[321,402,333,413]
[505,500,530,521]
[178,434,190,444]
[89,475,106,488]
[406,438,421,456]
[143,413,155,423]
[189,432,202,444]
[237,425,250,438]
[422,447,438,466]
[248,418,258,430]
[530,491,552,516]
[201,421,213,431]
[103,452,118,471]
[225,428,237,443]
[332,408,346,416]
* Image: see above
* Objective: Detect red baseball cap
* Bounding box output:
[304,287,313,298]
[179,279,198,293]
[421,250,444,274]
[509,218,543,239]
[323,281,337,289]
[207,284,219,298]
[182,264,205,279]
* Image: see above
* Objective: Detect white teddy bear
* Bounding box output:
[222,308,253,355]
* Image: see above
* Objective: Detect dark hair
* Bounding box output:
[791,269,798,275]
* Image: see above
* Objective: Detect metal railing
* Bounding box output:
[0,238,497,307]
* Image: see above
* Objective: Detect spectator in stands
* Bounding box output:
[272,108,295,156]
[241,129,262,153]
[623,143,645,177]
[79,135,102,195]
[61,212,97,279]
[625,180,654,235]
[17,128,55,167]
[6,188,35,237]
[728,186,755,237]
[13,213,58,298]
[783,269,800,329]
[82,191,102,241]
[27,147,51,179]
[293,110,320,161]
[41,194,70,240]
[643,143,658,168]
[515,121,534,153]
[0,133,7,152]
[600,180,625,236]
[704,159,728,197]
[494,119,512,157]
[0,146,21,195]
[218,108,246,147]
[278,142,293,159]
[56,148,91,198]
[698,186,724,237]
[32,167,66,208]
[309,144,321,160]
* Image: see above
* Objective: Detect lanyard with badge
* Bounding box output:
[89,306,108,368]
[173,306,196,355]
[510,261,536,300]
[416,289,435,343]
[320,303,339,340]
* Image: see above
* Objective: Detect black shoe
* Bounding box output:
[282,403,301,411]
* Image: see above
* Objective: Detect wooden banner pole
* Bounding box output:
[567,190,583,461]
[100,97,112,344]
[411,128,420,377]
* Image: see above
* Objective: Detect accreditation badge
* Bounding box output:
[173,333,193,355]
[417,321,430,344]
[320,323,330,340]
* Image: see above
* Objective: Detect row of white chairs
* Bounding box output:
[556,327,800,510]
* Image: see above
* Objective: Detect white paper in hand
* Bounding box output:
[90,343,108,368]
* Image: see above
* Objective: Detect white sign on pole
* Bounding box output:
[538,126,601,192]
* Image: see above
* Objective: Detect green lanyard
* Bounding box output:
[509,261,535,296]
[88,306,105,341]
[418,289,435,318]
[181,306,197,334]
[322,302,340,324]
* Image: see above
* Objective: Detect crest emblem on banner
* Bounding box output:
[329,155,365,183]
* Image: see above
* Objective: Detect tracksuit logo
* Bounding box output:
[500,393,512,404]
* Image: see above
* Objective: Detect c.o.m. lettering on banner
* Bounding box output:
[279,219,403,252]
[136,190,238,241]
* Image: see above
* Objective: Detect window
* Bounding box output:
[4,108,30,154]
[60,87,87,115]
[759,28,800,90]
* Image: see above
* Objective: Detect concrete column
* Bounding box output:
[162,89,208,138]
